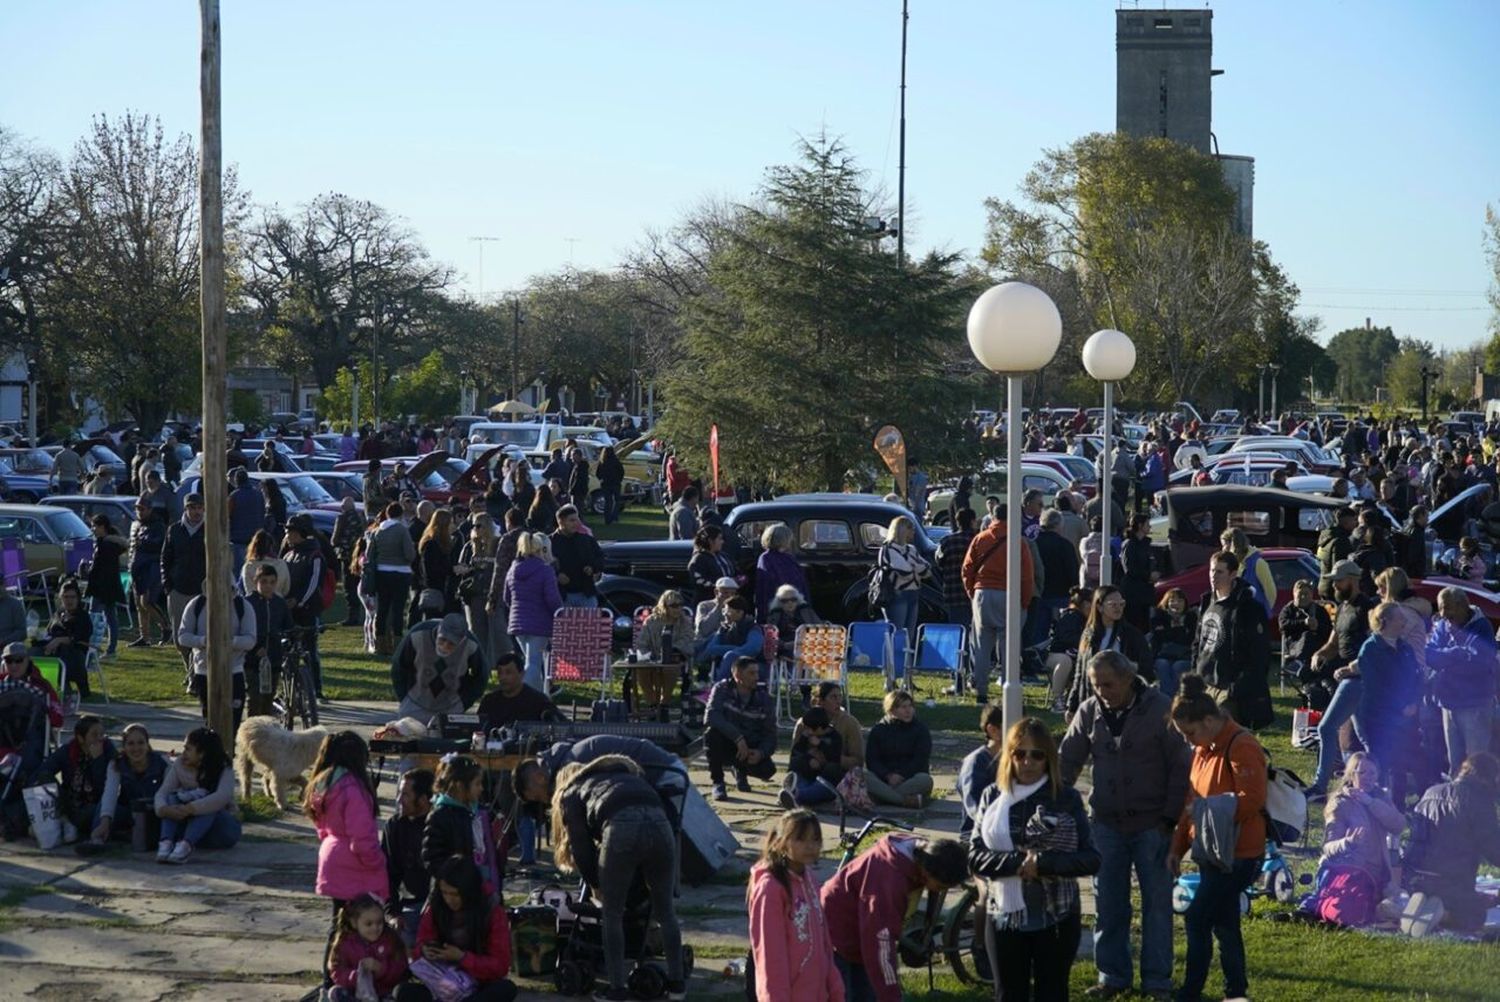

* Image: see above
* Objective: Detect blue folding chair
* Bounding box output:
[910,622,968,697]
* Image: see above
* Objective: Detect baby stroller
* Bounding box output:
[547,877,695,998]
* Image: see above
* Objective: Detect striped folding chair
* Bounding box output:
[543,606,613,698]
[776,623,848,725]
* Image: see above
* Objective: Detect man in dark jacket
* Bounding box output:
[703,656,775,800]
[1401,752,1500,933]
[1059,650,1189,1000]
[1035,509,1081,634]
[1305,559,1379,795]
[935,507,977,626]
[160,492,207,676]
[330,496,364,627]
[282,514,326,699]
[550,505,603,607]
[1316,505,1358,598]
[383,767,433,945]
[565,448,591,509]
[226,468,264,570]
[1191,550,1269,725]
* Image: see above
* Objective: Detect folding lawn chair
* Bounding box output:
[30,656,66,750]
[908,622,968,698]
[776,623,847,725]
[1,538,53,619]
[543,607,613,698]
[846,620,896,680]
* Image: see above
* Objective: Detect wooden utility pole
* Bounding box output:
[199,0,233,745]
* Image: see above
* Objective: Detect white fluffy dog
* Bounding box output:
[234,716,330,810]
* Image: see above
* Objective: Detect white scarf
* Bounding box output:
[980,776,1047,921]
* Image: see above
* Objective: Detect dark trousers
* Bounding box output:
[834,952,879,1002]
[704,728,776,785]
[190,672,245,732]
[322,897,346,988]
[1181,858,1259,1000]
[341,571,362,624]
[375,571,410,644]
[986,912,1081,1002]
[293,606,322,696]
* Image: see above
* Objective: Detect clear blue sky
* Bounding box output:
[6,1,1498,349]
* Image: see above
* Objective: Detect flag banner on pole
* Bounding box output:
[873,425,908,500]
[709,423,720,500]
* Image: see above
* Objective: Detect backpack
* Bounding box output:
[866,548,896,612]
[1227,730,1307,845]
[312,531,338,612]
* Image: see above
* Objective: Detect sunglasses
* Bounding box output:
[3,655,25,664]
[1013,749,1049,762]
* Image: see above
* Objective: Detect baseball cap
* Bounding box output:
[184,492,204,506]
[437,613,468,643]
[714,576,739,591]
[1322,558,1362,582]
[286,513,314,536]
[2,641,27,660]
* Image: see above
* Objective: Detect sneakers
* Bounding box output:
[735,772,751,793]
[711,783,728,801]
[777,789,796,810]
[167,840,193,865]
[1400,891,1444,938]
[156,838,174,863]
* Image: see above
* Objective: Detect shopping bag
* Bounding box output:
[354,966,379,1002]
[409,957,477,1002]
[836,769,874,813]
[23,784,76,850]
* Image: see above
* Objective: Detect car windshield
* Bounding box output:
[46,510,92,542]
[279,476,335,505]
[473,426,543,447]
[88,445,125,465]
[4,449,54,473]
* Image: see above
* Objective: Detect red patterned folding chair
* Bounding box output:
[543,606,614,698]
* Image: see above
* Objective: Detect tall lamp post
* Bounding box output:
[1268,363,1282,427]
[966,282,1062,732]
[1082,330,1136,587]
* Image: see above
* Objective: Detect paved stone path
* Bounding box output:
[0,700,1002,1001]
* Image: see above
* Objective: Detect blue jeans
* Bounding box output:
[562,593,598,609]
[1181,857,1259,999]
[834,952,878,1002]
[884,591,919,669]
[1092,823,1173,992]
[159,809,242,848]
[794,777,837,805]
[516,634,548,690]
[1311,677,1368,791]
[1442,705,1493,773]
[602,487,621,525]
[1154,658,1190,699]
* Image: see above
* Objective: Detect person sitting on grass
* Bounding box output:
[34,714,114,851]
[779,706,843,810]
[153,726,240,864]
[862,689,934,808]
[1399,750,1500,936]
[704,656,776,802]
[1309,751,1407,928]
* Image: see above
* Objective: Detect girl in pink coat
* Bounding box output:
[304,731,388,992]
[747,809,844,1002]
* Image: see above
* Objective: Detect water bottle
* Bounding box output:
[25,609,39,642]
[721,958,746,979]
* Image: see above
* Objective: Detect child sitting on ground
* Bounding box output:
[410,856,517,1002]
[779,706,843,809]
[328,893,409,1002]
[383,768,434,948]
[1309,751,1406,927]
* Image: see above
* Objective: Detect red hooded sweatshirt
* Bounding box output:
[819,834,923,1002]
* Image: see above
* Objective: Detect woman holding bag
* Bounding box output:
[968,716,1099,1001]
[1167,674,1267,1002]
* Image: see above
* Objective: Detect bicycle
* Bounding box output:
[273,625,320,730]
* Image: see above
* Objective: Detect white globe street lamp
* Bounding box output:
[1082,329,1137,586]
[966,282,1062,733]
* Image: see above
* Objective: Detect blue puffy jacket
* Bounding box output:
[1355,634,1422,765]
[1425,609,1499,710]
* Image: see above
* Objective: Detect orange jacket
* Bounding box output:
[959,523,1034,605]
[1171,719,1268,861]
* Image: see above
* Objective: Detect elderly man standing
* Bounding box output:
[1426,586,1498,772]
[961,504,1034,706]
[390,612,486,724]
[1060,650,1189,1001]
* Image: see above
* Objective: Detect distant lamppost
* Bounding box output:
[1255,362,1274,421]
[1267,363,1282,426]
[1419,365,1439,420]
[24,356,37,446]
[966,282,1062,732]
[1082,330,1136,586]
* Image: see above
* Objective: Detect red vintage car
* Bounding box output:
[1406,575,1500,629]
[1153,547,1321,639]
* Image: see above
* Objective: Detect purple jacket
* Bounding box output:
[1425,609,1499,709]
[755,549,810,621]
[504,555,563,637]
[311,773,388,902]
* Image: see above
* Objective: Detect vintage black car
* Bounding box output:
[1161,485,1348,575]
[598,494,945,622]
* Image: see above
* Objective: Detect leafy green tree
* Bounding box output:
[1387,338,1436,408]
[386,350,459,422]
[981,132,1267,404]
[41,113,247,429]
[658,135,976,492]
[0,128,63,359]
[1324,324,1399,402]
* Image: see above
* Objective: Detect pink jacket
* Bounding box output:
[312,773,389,901]
[749,863,844,1002]
[329,927,409,997]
